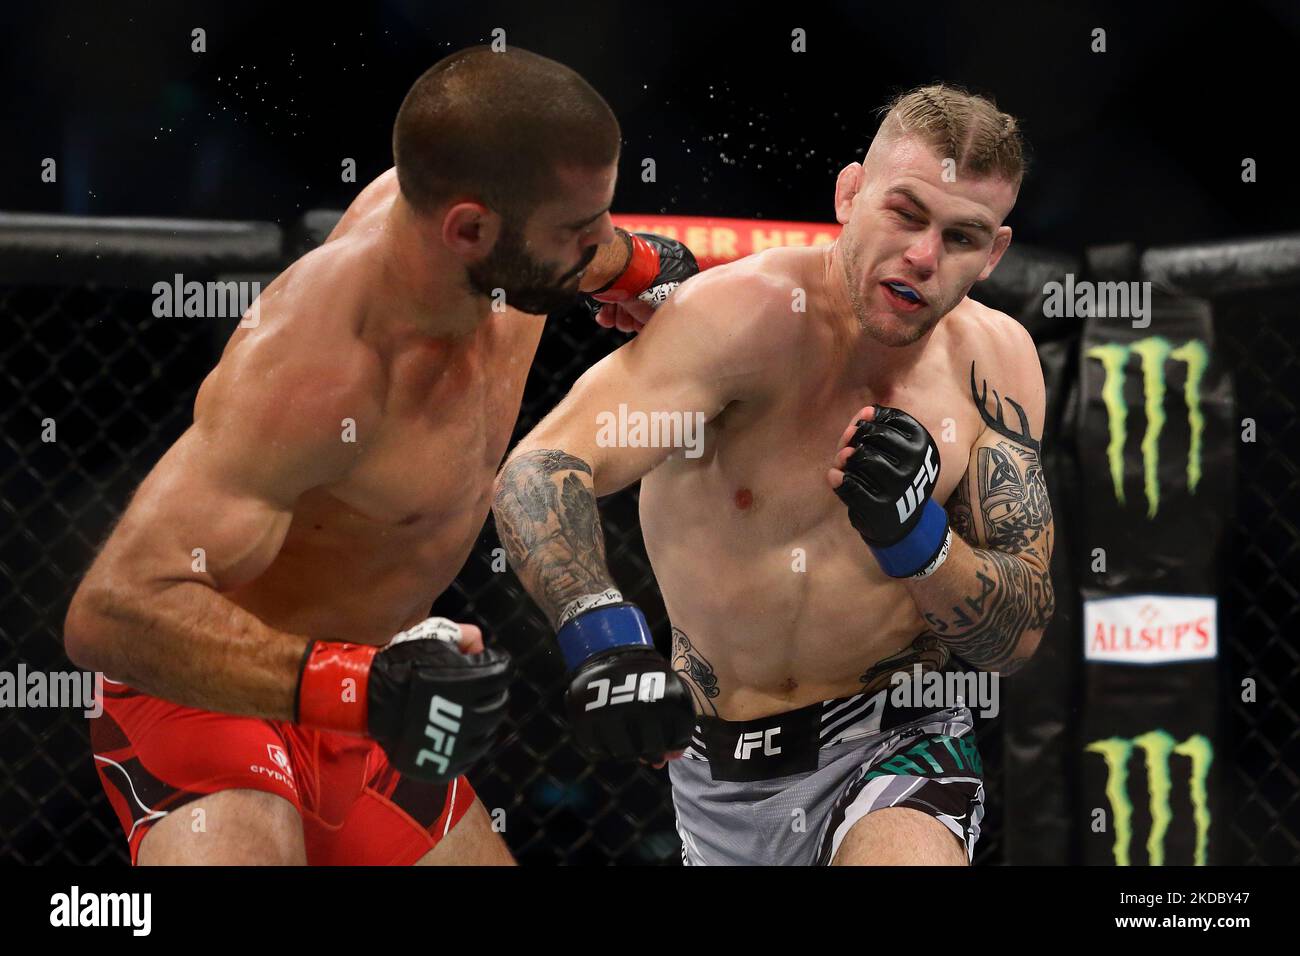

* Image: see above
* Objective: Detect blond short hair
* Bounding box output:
[877,84,1026,186]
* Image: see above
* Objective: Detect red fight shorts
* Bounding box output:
[89,678,476,865]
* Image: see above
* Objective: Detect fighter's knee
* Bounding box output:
[832,806,968,866]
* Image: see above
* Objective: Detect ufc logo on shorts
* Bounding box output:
[415,695,462,774]
[896,444,939,522]
[584,673,667,711]
[734,727,782,760]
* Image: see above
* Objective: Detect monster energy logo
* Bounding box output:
[1087,729,1212,866]
[1085,337,1207,517]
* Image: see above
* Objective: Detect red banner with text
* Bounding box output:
[611,215,840,270]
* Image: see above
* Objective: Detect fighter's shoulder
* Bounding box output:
[324,168,401,240]
[661,245,811,350]
[947,297,1045,444]
[948,297,1041,388]
[197,256,384,459]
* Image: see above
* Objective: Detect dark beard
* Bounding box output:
[466,223,597,315]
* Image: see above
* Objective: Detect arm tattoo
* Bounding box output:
[492,449,617,628]
[974,441,1053,553]
[922,368,1056,674]
[921,549,1055,674]
[948,468,977,544]
[858,632,950,695]
[971,360,1040,453]
[671,627,719,717]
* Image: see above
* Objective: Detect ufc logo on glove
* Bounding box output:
[415,695,463,773]
[584,673,667,711]
[895,444,940,522]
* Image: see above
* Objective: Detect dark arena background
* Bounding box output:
[2,1,1298,872]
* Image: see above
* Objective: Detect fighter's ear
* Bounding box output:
[978,226,1013,281]
[833,163,864,225]
[441,201,500,258]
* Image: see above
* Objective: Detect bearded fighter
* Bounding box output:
[492,86,1055,865]
[62,46,697,865]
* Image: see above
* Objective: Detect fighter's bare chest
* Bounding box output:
[710,375,981,518]
[329,326,538,524]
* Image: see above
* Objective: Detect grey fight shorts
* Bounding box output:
[668,687,984,865]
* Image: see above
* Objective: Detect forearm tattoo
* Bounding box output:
[920,545,1055,674]
[926,365,1057,674]
[671,627,720,717]
[492,449,617,627]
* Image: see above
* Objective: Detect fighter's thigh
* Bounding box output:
[415,796,515,866]
[831,806,968,866]
[137,789,307,865]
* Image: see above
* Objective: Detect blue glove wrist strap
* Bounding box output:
[556,604,652,671]
[870,498,950,578]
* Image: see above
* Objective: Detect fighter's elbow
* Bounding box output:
[63,584,116,672]
[1036,576,1057,633]
[998,625,1048,677]
[1020,628,1046,661]
[501,440,599,484]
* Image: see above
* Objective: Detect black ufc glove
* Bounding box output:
[557,602,694,760]
[297,618,512,784]
[833,406,952,578]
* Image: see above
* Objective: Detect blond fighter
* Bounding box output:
[492,86,1056,865]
